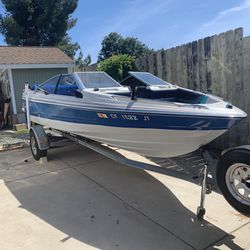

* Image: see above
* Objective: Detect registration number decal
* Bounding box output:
[97,113,150,121]
[121,114,138,120]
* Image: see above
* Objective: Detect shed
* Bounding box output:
[0,46,74,117]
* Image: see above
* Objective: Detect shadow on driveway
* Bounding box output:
[0,144,247,250]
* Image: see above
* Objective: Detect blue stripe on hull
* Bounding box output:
[29,101,240,130]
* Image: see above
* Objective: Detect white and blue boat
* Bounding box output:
[23,71,247,157]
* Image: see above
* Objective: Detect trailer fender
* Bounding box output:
[30,125,49,151]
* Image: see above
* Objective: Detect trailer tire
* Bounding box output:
[217,148,250,216]
[30,130,47,161]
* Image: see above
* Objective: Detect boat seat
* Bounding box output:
[55,84,78,96]
[109,87,209,104]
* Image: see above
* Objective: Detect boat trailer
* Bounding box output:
[28,123,250,222]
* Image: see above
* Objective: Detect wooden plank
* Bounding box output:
[168,49,173,83]
[171,47,177,84]
[156,50,163,78]
[135,57,141,71]
[175,46,182,86]
[186,42,193,89]
[204,36,212,92]
[176,44,188,88]
[136,56,145,71]
[181,44,188,88]
[148,53,154,73]
[166,49,172,82]
[234,27,244,109]
[225,30,235,103]
[241,36,250,144]
[143,55,149,72]
[210,35,221,96]
[198,39,206,92]
[217,32,227,99]
[243,36,250,129]
[153,52,158,76]
[191,41,198,90]
[141,56,146,72]
[142,56,147,72]
[161,49,167,81]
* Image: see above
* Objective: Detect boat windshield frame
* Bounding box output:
[75,71,122,89]
[36,73,83,92]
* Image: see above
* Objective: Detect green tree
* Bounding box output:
[98,32,151,61]
[75,50,92,71]
[0,0,79,58]
[58,35,80,59]
[83,54,92,66]
[75,49,84,70]
[97,54,137,81]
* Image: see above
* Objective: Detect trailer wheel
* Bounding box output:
[30,130,47,161]
[217,148,250,216]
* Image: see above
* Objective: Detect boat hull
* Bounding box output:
[26,91,245,157]
[30,115,226,157]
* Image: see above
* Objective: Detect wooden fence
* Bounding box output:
[136,27,250,149]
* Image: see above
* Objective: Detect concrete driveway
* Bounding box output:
[0,144,249,250]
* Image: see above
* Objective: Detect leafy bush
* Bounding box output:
[97,54,137,81]
[98,32,151,61]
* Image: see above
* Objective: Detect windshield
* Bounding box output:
[77,72,121,88]
[129,72,170,86]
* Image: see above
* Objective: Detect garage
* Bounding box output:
[0,46,74,128]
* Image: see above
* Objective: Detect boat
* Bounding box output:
[22,71,247,158]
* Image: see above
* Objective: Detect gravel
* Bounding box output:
[0,130,29,148]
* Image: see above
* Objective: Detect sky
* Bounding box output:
[0,0,250,62]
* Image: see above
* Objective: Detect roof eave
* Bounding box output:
[0,63,75,69]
